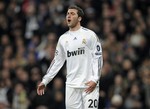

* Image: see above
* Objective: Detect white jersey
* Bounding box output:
[42,27,103,88]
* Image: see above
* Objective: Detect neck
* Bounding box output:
[69,23,81,31]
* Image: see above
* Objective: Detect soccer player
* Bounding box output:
[37,5,103,109]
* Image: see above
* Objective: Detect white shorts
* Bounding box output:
[65,86,99,109]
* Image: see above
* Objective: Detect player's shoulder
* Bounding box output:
[81,27,98,40]
[81,27,96,34]
[59,31,69,41]
[61,31,69,37]
[82,27,103,43]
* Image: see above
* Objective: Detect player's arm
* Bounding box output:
[85,32,103,93]
[91,35,103,84]
[37,38,66,95]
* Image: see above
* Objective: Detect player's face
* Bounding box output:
[66,9,80,28]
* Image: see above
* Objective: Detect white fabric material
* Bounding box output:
[42,27,103,88]
[66,86,99,109]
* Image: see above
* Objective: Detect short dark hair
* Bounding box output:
[68,5,84,18]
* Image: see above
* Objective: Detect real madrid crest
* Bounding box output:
[82,38,86,44]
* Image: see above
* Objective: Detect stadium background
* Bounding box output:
[0,0,149,109]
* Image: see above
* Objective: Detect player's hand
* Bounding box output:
[85,81,97,93]
[37,82,46,96]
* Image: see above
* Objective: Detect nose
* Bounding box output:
[67,13,71,18]
[67,14,71,18]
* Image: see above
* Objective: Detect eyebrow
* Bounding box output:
[67,11,76,15]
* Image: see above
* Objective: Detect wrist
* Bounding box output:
[91,79,98,84]
[41,80,47,87]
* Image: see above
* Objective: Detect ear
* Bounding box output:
[78,17,82,21]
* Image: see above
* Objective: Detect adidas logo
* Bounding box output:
[73,37,77,40]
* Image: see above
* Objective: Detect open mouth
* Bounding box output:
[68,19,71,23]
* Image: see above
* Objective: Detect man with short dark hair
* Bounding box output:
[37,5,103,109]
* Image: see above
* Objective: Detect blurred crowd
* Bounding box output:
[0,0,149,109]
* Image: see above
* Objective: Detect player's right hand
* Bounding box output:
[85,81,97,93]
[37,82,46,96]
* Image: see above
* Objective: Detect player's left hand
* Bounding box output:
[85,81,97,93]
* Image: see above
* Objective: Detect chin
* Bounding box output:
[68,24,72,27]
[69,24,75,28]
